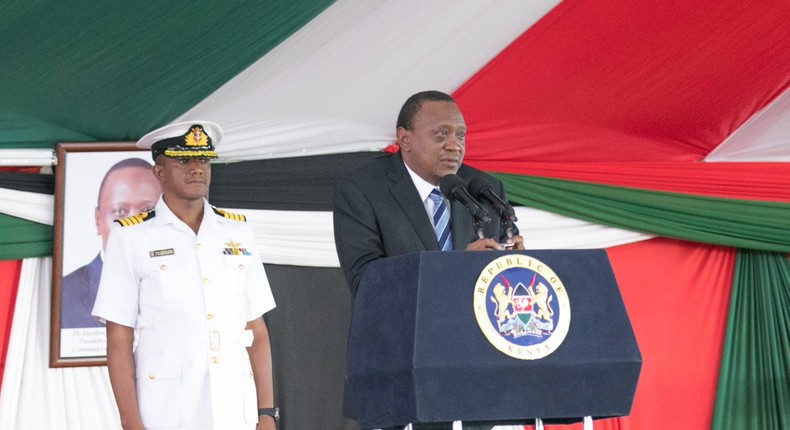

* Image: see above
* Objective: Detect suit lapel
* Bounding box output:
[386,154,441,251]
[451,200,475,250]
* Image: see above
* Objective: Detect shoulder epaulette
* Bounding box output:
[114,210,156,227]
[212,206,247,222]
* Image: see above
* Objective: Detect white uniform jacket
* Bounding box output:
[93,197,276,430]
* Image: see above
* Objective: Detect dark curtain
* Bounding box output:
[263,264,359,430]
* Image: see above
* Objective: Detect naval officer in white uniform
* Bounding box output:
[93,121,279,430]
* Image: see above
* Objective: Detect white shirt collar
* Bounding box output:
[403,161,440,202]
[153,196,216,233]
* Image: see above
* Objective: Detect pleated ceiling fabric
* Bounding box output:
[0,0,336,148]
[456,0,790,165]
[177,0,561,160]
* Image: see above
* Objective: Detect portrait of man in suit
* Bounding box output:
[60,157,161,328]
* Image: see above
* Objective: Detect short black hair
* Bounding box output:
[97,158,154,205]
[396,90,456,131]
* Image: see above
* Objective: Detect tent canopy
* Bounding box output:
[1,0,787,166]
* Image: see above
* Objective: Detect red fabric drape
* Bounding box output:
[523,238,733,429]
[455,0,790,164]
[0,259,22,391]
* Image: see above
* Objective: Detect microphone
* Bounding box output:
[467,176,518,223]
[439,174,491,224]
[468,176,518,242]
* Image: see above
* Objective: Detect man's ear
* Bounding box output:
[153,164,165,181]
[396,127,410,152]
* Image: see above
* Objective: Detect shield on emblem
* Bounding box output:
[513,284,532,325]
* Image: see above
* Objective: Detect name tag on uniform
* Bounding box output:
[149,248,175,258]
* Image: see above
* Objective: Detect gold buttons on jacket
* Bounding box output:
[207,313,215,320]
[211,356,219,364]
[196,243,203,250]
[160,265,167,271]
[203,277,209,285]
[148,374,156,380]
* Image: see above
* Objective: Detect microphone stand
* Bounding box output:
[475,220,485,240]
[497,213,518,250]
[503,218,517,240]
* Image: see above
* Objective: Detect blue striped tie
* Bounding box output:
[429,189,452,251]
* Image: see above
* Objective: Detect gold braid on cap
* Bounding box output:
[162,149,218,158]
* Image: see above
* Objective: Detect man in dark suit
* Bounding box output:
[334,90,525,297]
[334,92,526,429]
[60,158,161,328]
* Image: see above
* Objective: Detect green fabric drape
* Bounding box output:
[495,174,790,252]
[0,0,335,149]
[0,213,51,260]
[712,250,790,429]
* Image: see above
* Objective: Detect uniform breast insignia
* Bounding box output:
[223,240,251,256]
[114,210,156,227]
[212,207,247,222]
[473,254,570,360]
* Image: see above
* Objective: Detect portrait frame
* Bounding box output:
[50,142,156,367]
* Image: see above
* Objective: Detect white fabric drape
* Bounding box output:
[705,87,790,161]
[241,205,653,266]
[0,188,653,267]
[0,187,54,225]
[0,258,121,430]
[178,0,790,165]
[178,0,562,161]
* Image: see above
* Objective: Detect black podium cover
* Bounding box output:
[344,249,641,428]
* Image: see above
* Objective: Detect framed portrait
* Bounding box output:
[51,143,161,367]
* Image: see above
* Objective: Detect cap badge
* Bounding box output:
[185,126,209,147]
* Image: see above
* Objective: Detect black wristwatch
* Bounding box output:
[258,407,279,423]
